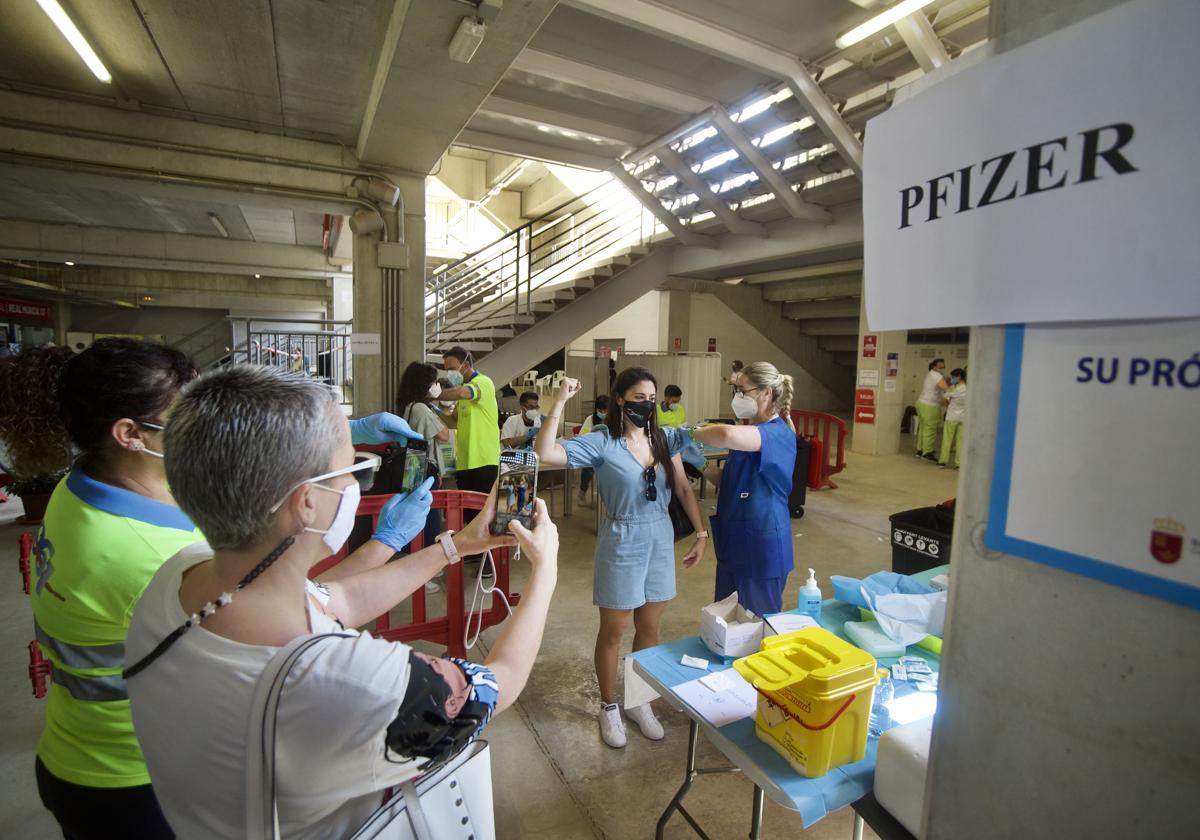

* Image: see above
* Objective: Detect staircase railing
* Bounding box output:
[425,177,659,348]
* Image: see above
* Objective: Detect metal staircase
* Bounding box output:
[424,178,666,364]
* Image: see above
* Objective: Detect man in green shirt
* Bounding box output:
[440,346,500,498]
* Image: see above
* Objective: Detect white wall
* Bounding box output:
[566,291,666,353]
[683,294,842,412]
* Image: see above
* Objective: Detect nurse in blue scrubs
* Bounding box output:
[688,361,796,616]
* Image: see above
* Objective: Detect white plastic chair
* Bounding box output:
[521,370,538,390]
[550,370,566,394]
[535,375,552,396]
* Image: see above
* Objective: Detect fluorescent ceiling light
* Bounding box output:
[835,0,937,49]
[64,261,75,266]
[208,212,229,238]
[36,0,111,83]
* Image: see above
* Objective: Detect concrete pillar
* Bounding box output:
[850,294,906,455]
[665,290,691,352]
[351,174,425,416]
[922,1,1199,838]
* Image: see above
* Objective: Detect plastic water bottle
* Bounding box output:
[799,567,822,621]
[869,675,894,738]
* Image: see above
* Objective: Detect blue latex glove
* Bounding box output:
[680,440,706,470]
[525,425,539,441]
[372,476,435,551]
[349,412,423,445]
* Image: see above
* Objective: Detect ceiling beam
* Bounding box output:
[0,219,346,280]
[894,13,951,73]
[781,298,862,319]
[565,0,863,175]
[656,146,765,237]
[609,165,709,247]
[357,0,414,163]
[455,128,614,171]
[762,276,863,302]
[792,316,860,335]
[745,259,864,285]
[710,108,831,223]
[511,49,713,113]
[478,96,648,147]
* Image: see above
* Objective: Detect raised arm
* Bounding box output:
[692,422,764,453]
[534,378,580,467]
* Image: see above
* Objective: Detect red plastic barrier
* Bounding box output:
[792,410,848,490]
[309,490,516,659]
[18,532,33,594]
[29,640,51,699]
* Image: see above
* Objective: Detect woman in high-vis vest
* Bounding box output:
[28,339,428,839]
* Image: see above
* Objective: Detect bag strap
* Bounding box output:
[245,632,356,840]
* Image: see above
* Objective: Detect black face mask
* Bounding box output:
[622,400,656,428]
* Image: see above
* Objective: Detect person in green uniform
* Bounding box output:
[439,346,500,496]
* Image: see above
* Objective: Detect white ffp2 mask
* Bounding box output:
[731,392,759,420]
[304,481,360,552]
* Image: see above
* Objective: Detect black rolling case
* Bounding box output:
[789,435,810,518]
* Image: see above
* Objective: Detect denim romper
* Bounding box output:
[563,426,685,609]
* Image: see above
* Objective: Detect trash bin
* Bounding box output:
[888,503,954,574]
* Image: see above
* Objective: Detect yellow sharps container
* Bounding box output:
[733,627,879,778]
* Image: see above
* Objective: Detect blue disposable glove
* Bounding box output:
[680,440,706,470]
[372,476,435,551]
[525,425,538,440]
[349,412,423,445]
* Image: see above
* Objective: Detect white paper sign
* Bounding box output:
[987,320,1200,609]
[350,332,381,355]
[863,0,1200,331]
[884,380,897,393]
[858,369,880,387]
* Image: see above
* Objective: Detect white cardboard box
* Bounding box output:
[700,593,765,659]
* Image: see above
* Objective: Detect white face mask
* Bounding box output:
[524,408,540,422]
[428,382,442,399]
[304,481,360,552]
[445,369,464,387]
[731,392,759,420]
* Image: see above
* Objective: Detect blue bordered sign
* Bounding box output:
[986,323,1200,610]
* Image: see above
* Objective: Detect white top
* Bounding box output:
[945,383,968,422]
[500,412,539,444]
[126,544,424,840]
[918,370,946,406]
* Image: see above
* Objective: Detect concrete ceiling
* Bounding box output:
[0,0,558,171]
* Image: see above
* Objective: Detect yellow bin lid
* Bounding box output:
[733,627,878,698]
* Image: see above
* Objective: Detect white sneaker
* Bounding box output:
[625,703,665,740]
[424,580,441,594]
[599,703,626,748]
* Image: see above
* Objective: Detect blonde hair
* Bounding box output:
[741,361,794,418]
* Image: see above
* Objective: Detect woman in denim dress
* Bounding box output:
[535,367,707,749]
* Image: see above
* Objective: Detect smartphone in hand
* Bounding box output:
[491,449,539,535]
[400,440,430,493]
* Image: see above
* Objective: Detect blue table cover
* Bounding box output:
[630,597,940,828]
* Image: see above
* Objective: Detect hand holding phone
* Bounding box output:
[490,449,539,536]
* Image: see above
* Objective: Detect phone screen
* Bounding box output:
[491,449,539,535]
[400,440,429,493]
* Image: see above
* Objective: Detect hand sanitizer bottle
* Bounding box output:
[800,568,822,621]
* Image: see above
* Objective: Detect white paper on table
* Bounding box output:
[871,590,947,645]
[762,612,819,636]
[674,669,759,727]
[624,657,661,709]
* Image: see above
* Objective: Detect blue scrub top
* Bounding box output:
[712,417,796,579]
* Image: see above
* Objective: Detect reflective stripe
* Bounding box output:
[51,667,128,702]
[34,618,125,671]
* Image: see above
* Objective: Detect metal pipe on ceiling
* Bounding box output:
[0,149,391,243]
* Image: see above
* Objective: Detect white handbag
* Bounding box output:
[245,633,496,840]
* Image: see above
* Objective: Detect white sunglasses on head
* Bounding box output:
[268,451,381,513]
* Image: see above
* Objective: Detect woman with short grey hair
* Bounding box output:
[123,365,559,839]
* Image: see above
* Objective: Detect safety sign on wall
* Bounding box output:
[862,335,877,358]
[986,320,1200,609]
[862,0,1200,331]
